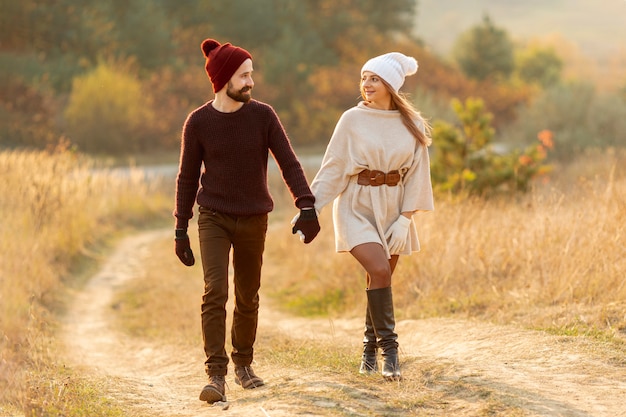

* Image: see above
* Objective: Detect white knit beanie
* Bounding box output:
[361,52,418,92]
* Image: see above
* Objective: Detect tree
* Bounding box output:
[210,0,420,144]
[516,45,563,87]
[102,0,178,70]
[452,14,514,82]
[1,0,424,150]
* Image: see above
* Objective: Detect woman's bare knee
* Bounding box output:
[368,263,391,281]
[350,243,392,288]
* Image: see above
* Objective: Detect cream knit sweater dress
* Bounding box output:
[310,102,434,258]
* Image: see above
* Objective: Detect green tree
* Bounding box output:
[452,14,514,82]
[1,0,423,150]
[516,46,563,87]
[0,0,108,58]
[272,0,418,143]
[102,0,177,70]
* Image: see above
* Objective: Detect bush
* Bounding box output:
[64,63,155,154]
[431,97,553,196]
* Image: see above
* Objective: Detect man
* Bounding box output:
[173,38,321,404]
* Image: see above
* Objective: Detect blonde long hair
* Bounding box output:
[361,79,432,147]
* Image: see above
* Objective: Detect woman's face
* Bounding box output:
[360,71,392,110]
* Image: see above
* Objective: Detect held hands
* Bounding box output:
[385,215,411,254]
[175,228,195,266]
[291,207,321,244]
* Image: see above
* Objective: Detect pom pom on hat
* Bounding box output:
[361,52,418,92]
[201,38,252,93]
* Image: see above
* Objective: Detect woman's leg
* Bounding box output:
[351,243,402,380]
[360,273,378,374]
[350,243,393,289]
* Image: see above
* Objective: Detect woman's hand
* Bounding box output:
[385,215,411,254]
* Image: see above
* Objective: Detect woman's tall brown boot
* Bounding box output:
[359,305,378,374]
[367,287,401,381]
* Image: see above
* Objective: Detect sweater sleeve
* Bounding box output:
[310,113,355,213]
[401,142,434,213]
[173,111,204,229]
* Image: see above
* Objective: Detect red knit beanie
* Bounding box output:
[201,39,252,93]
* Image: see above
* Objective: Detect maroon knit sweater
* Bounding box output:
[174,99,315,229]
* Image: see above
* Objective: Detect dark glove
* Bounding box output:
[175,229,195,266]
[291,207,320,244]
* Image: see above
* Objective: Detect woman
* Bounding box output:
[307,52,434,380]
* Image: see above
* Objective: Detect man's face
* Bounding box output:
[226,58,254,103]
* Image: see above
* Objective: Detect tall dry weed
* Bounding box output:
[0,147,171,411]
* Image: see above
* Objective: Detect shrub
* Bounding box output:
[431,97,553,196]
[401,43,533,129]
[64,62,155,154]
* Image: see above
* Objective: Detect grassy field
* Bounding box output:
[264,148,626,336]
[0,147,173,416]
[1,146,625,415]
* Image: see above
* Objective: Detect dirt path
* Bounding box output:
[62,231,626,416]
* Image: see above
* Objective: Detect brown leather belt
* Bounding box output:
[357,169,401,186]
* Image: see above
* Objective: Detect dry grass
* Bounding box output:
[105,148,625,415]
[266,148,626,339]
[0,147,172,415]
[3,146,626,415]
[113,147,626,346]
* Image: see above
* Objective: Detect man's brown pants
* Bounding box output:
[197,207,268,376]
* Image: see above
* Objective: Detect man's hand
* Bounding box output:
[291,207,321,244]
[385,215,411,254]
[175,229,195,266]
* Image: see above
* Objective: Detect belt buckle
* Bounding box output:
[370,170,385,186]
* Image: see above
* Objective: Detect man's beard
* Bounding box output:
[226,83,252,103]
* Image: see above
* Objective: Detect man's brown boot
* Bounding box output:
[199,375,226,403]
[234,366,264,389]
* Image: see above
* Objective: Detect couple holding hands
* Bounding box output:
[173,38,433,404]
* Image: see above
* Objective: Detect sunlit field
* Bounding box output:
[1,147,625,415]
[0,147,172,415]
[267,148,626,337]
